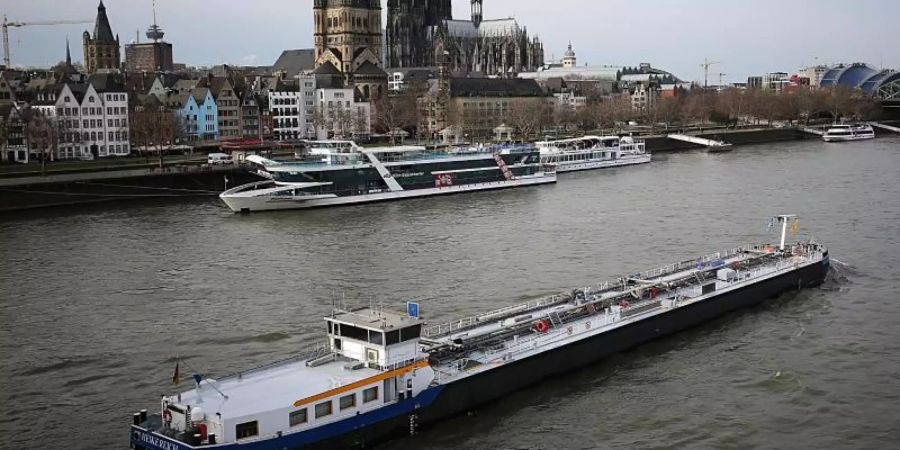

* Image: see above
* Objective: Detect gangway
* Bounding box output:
[799,127,825,136]
[871,122,900,134]
[362,151,404,192]
[667,134,732,149]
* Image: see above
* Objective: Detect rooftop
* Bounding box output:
[329,307,421,331]
[174,357,380,419]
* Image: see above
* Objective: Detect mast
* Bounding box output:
[774,214,798,250]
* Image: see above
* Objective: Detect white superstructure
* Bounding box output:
[536,135,650,173]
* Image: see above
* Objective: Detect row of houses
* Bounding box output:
[0,64,373,163]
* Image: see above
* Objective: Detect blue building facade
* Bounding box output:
[170,88,218,141]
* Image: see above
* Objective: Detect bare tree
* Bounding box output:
[374,92,417,144]
[26,112,56,176]
[505,99,547,142]
[130,107,179,168]
[823,86,856,124]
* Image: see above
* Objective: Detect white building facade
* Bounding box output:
[268,75,317,141]
[314,87,371,140]
[32,82,129,161]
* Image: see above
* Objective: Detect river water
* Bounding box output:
[1,137,898,449]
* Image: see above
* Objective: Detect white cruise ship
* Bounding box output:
[536,135,651,173]
[822,123,875,142]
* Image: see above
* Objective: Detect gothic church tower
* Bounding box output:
[82,1,120,73]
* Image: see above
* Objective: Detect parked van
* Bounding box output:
[207,153,233,165]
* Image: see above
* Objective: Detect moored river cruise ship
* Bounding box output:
[220,143,555,212]
[822,123,876,142]
[130,216,828,450]
[536,135,650,173]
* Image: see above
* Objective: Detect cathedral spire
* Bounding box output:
[93,0,116,43]
[471,0,483,28]
[65,38,72,66]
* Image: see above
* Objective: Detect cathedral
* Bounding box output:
[83,1,121,73]
[313,0,387,100]
[385,0,452,68]
[386,0,544,78]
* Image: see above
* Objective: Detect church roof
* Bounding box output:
[313,61,341,75]
[445,18,519,38]
[354,61,387,77]
[273,49,316,77]
[87,72,125,92]
[449,78,545,98]
[92,1,116,43]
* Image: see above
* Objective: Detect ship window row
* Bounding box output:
[328,322,422,345]
[289,387,380,428]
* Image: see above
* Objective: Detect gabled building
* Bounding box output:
[0,103,27,163]
[190,88,218,141]
[198,76,241,140]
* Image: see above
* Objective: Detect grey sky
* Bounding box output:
[4,0,897,83]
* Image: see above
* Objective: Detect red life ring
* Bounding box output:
[163,409,172,423]
[534,320,550,333]
[619,300,630,309]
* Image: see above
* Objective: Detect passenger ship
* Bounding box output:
[220,143,555,212]
[535,135,650,173]
[129,215,828,450]
[822,123,876,142]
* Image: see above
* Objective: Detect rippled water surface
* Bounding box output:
[1,137,899,449]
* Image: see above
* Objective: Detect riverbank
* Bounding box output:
[1,125,896,213]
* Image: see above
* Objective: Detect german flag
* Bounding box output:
[172,361,180,386]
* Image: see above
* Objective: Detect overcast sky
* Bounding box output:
[5,0,897,83]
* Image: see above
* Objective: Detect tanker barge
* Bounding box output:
[130,215,828,450]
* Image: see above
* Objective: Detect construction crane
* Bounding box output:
[3,15,93,67]
[718,73,727,88]
[700,58,721,88]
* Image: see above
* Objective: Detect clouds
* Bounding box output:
[5,0,897,82]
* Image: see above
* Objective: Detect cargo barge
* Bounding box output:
[130,215,828,450]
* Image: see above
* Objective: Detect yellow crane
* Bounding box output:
[700,58,721,88]
[3,15,93,67]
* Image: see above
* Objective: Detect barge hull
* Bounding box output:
[420,258,828,426]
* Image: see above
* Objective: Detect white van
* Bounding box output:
[207,153,233,165]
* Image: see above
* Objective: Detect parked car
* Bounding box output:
[207,153,233,165]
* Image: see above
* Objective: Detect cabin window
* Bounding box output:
[363,386,379,403]
[315,401,332,418]
[386,330,400,345]
[368,332,383,345]
[339,394,356,410]
[333,338,342,350]
[289,409,308,427]
[339,324,368,342]
[235,421,258,439]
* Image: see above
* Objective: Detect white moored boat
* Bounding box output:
[822,123,875,142]
[220,143,556,213]
[536,135,650,173]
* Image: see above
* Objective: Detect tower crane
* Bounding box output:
[3,15,93,67]
[718,72,727,88]
[700,58,721,88]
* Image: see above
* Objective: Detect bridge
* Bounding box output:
[667,134,732,148]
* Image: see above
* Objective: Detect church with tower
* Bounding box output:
[313,0,387,100]
[82,1,120,73]
[386,0,544,77]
